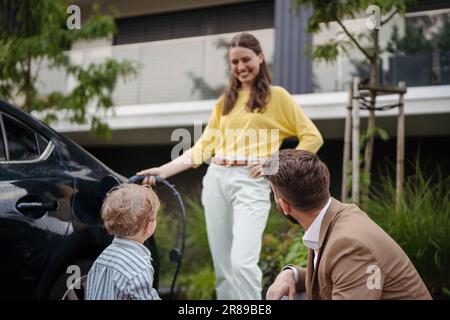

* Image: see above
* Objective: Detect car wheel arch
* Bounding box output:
[32,227,110,300]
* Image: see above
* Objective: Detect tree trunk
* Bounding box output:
[362,29,379,199]
[23,54,33,113]
[341,86,353,202]
[396,81,406,210]
[352,78,360,204]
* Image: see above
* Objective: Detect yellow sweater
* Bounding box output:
[186,86,323,166]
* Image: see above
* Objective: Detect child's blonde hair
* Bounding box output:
[101,184,160,238]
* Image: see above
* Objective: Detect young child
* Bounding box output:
[86,183,160,300]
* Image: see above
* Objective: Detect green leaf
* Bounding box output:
[312,42,340,63]
[0,0,137,138]
[376,127,389,141]
[363,159,450,297]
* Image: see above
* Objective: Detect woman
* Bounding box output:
[137,33,323,300]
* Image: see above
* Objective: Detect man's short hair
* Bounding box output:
[265,149,330,211]
[101,184,160,238]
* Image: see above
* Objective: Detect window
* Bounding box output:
[114,0,274,45]
[312,7,450,92]
[2,114,48,161]
[36,134,48,155]
[0,120,5,161]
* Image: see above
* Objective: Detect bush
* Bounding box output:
[153,201,178,287]
[155,192,214,294]
[176,197,216,299]
[178,265,216,300]
[363,162,450,298]
[158,194,310,299]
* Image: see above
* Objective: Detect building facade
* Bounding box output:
[40,0,450,196]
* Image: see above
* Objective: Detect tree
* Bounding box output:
[293,0,415,197]
[0,0,137,137]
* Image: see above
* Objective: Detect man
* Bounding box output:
[264,149,431,300]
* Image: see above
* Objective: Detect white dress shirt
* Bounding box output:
[302,198,332,268]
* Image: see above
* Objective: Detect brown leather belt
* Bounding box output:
[212,158,250,167]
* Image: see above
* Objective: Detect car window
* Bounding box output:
[2,114,44,161]
[36,132,49,155]
[0,123,5,160]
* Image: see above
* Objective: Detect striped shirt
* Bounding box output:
[86,237,160,300]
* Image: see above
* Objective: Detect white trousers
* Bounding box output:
[201,163,271,300]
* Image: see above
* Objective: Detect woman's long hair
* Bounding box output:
[222,33,272,115]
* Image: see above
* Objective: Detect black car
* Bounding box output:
[0,100,159,299]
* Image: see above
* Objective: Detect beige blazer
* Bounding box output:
[293,198,432,300]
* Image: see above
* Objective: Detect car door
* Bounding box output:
[0,112,75,299]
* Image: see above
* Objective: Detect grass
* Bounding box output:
[363,161,450,298]
[156,194,215,299]
[156,159,449,299]
[156,192,310,299]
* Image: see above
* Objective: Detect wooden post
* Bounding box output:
[341,86,353,202]
[352,77,360,204]
[396,81,406,209]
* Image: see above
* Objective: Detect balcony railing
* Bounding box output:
[312,9,450,92]
[35,29,275,105]
[35,8,449,102]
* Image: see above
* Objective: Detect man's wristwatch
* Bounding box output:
[282,264,299,284]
